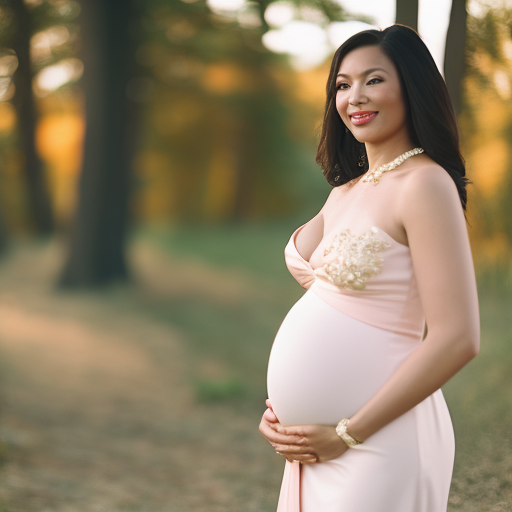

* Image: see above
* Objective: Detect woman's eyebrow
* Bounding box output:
[336,67,389,78]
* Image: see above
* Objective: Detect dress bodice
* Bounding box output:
[284,222,425,338]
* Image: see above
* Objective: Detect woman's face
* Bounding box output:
[335,45,409,145]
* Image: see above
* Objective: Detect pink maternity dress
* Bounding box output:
[266,185,455,511]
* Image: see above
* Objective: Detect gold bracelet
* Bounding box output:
[335,418,363,447]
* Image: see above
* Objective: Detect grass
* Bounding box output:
[0,223,509,511]
[132,221,305,407]
[134,220,302,282]
[134,221,512,511]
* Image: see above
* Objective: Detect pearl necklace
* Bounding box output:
[361,147,424,184]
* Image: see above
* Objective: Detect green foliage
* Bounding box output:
[193,377,247,403]
[467,9,501,61]
[133,0,334,221]
[462,6,512,265]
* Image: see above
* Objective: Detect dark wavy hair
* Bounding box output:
[316,24,469,210]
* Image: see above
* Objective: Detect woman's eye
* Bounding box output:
[336,78,382,91]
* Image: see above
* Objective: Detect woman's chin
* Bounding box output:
[349,128,375,144]
[351,133,369,143]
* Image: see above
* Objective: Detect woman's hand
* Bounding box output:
[259,399,349,464]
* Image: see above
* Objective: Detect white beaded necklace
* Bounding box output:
[361,147,424,184]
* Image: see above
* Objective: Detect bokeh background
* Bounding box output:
[0,0,511,510]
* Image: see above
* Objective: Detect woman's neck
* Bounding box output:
[364,135,418,172]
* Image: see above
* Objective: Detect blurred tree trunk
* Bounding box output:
[59,0,138,287]
[0,209,7,256]
[10,0,54,234]
[395,0,418,31]
[444,0,468,117]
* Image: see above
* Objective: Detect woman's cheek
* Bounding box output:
[337,107,348,126]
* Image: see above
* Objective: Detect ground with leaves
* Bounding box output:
[0,238,284,512]
[0,232,511,512]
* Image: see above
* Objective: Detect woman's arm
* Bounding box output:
[346,165,480,441]
[260,165,480,458]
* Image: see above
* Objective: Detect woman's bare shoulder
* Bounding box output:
[402,162,457,191]
[398,162,463,226]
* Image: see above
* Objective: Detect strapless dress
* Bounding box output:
[266,222,455,512]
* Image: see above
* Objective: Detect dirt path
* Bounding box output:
[0,239,282,512]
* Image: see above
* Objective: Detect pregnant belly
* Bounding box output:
[267,290,419,427]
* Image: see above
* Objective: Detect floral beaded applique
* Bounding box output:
[313,227,391,291]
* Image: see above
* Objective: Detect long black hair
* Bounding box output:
[316,24,469,210]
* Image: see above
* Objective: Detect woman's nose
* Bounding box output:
[348,84,367,105]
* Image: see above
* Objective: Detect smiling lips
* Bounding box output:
[349,111,378,126]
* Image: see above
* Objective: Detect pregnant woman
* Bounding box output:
[259,25,480,512]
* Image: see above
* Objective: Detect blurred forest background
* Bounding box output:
[0,0,511,511]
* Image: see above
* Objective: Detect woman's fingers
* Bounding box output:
[264,401,279,423]
[261,411,345,465]
[267,421,310,439]
[263,407,278,423]
[260,419,303,446]
[272,443,312,455]
[260,421,300,445]
[292,454,318,464]
[300,456,319,464]
[261,413,319,464]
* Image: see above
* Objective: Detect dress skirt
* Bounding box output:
[266,289,455,512]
